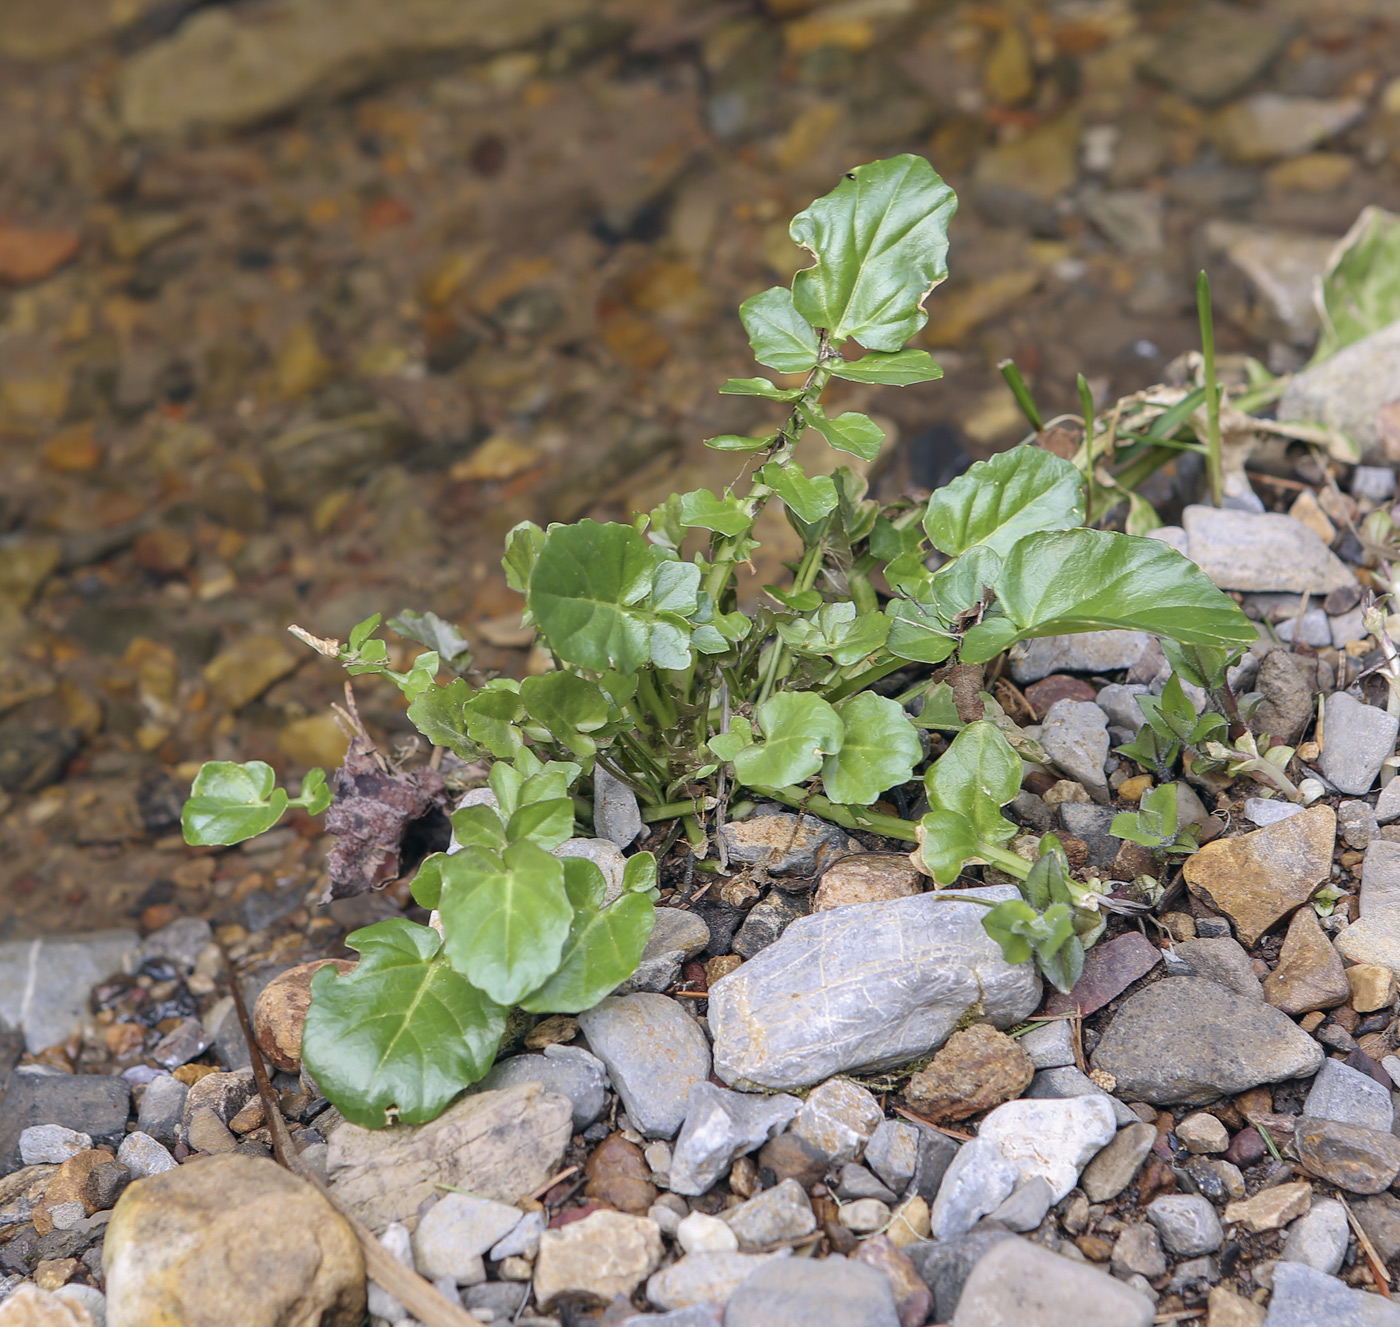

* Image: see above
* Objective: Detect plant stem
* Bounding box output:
[823,655,907,703]
[763,786,920,841]
[1198,270,1224,507]
[640,797,712,823]
[998,359,1044,432]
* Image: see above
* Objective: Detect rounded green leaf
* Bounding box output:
[521,672,611,758]
[438,841,574,1006]
[407,678,477,759]
[505,798,575,850]
[758,461,839,525]
[790,155,957,351]
[517,893,656,1014]
[917,808,981,885]
[923,447,1084,559]
[924,720,1021,847]
[739,286,821,373]
[798,405,885,462]
[301,919,506,1128]
[733,693,844,788]
[822,692,922,806]
[830,348,943,385]
[679,489,754,537]
[181,760,288,845]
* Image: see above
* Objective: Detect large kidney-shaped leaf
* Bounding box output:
[437,840,574,1006]
[967,528,1256,664]
[518,893,656,1014]
[924,720,1021,846]
[733,692,844,788]
[739,286,821,373]
[790,154,957,351]
[923,447,1084,559]
[528,520,657,674]
[823,692,922,805]
[302,919,506,1128]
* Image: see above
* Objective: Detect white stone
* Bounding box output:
[677,1211,738,1255]
[19,1125,92,1165]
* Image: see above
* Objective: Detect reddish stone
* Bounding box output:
[1024,674,1099,718]
[1224,1126,1265,1167]
[0,224,82,284]
[1042,931,1162,1016]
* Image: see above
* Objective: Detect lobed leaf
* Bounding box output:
[759,461,839,524]
[823,692,922,806]
[739,286,821,374]
[798,404,885,462]
[732,692,844,788]
[518,893,656,1014]
[182,760,288,845]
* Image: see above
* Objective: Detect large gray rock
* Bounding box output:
[1304,1059,1395,1133]
[645,1252,789,1312]
[119,0,587,134]
[1279,318,1400,461]
[1265,1259,1400,1325]
[1321,694,1399,796]
[593,764,644,848]
[719,811,857,876]
[0,930,139,1053]
[724,1256,899,1327]
[668,1082,799,1196]
[708,889,1040,1091]
[1180,506,1353,594]
[1008,632,1153,684]
[1090,977,1323,1105]
[951,1235,1155,1327]
[0,1070,130,1173]
[577,994,711,1139]
[411,1193,522,1281]
[477,1044,610,1132]
[723,1178,816,1250]
[906,1223,1017,1322]
[1281,1197,1349,1275]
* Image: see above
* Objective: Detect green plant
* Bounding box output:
[183,155,1256,1126]
[1109,783,1201,860]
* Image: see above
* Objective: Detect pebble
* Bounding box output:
[645,1252,790,1312]
[621,910,712,994]
[1144,0,1291,102]
[490,1209,543,1261]
[813,854,925,912]
[593,764,644,848]
[19,1128,92,1167]
[668,1081,800,1196]
[411,1193,522,1282]
[1261,905,1351,1015]
[1294,1116,1400,1194]
[133,1074,186,1149]
[1336,842,1400,975]
[1245,798,1306,827]
[837,1163,898,1204]
[1347,964,1395,1013]
[104,1153,364,1326]
[1377,780,1400,825]
[577,994,711,1139]
[0,931,139,1054]
[251,960,350,1072]
[1081,1120,1156,1202]
[863,1121,921,1195]
[719,811,857,876]
[327,1081,571,1232]
[1182,805,1336,946]
[1225,1180,1312,1234]
[732,893,807,958]
[1264,1258,1400,1326]
[1095,682,1149,735]
[553,839,627,905]
[114,1132,176,1179]
[1147,1194,1225,1255]
[723,1178,817,1250]
[1112,1221,1167,1278]
[708,887,1040,1091]
[1039,700,1110,801]
[1007,632,1153,684]
[987,1175,1055,1232]
[840,1199,892,1234]
[1173,936,1264,1000]
[1304,1059,1395,1133]
[1024,1065,1136,1126]
[1280,1197,1349,1274]
[584,1133,656,1215]
[724,1256,900,1327]
[907,1223,1016,1322]
[904,1023,1033,1121]
[1340,801,1382,851]
[1209,1285,1268,1327]
[1043,931,1162,1017]
[1180,506,1352,594]
[0,1284,99,1326]
[1176,1112,1230,1154]
[853,1234,931,1327]
[1017,1019,1076,1070]
[138,918,213,973]
[790,1079,884,1165]
[1323,694,1400,797]
[676,1211,738,1255]
[0,1073,131,1174]
[533,1210,663,1311]
[1091,977,1323,1104]
[1352,1193,1400,1262]
[1253,651,1320,745]
[1215,93,1365,163]
[478,1044,610,1131]
[950,1234,1155,1327]
[367,1220,413,1322]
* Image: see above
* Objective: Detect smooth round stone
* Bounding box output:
[838,1199,892,1234]
[677,1211,739,1255]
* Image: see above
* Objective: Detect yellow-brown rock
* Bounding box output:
[904,1023,1034,1122]
[253,959,354,1071]
[813,853,925,912]
[1184,805,1335,946]
[1347,963,1396,1013]
[1261,906,1350,1015]
[31,1151,109,1236]
[202,634,299,711]
[0,1283,95,1325]
[103,1154,364,1327]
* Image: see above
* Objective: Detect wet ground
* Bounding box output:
[1,0,1398,940]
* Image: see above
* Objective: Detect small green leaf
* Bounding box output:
[407,679,478,760]
[521,672,611,758]
[302,919,506,1128]
[290,767,331,815]
[622,851,658,894]
[1161,640,1239,693]
[798,404,885,462]
[438,841,574,1006]
[709,716,754,764]
[777,602,890,666]
[679,489,754,537]
[518,893,656,1014]
[884,599,958,664]
[502,521,546,596]
[759,461,839,524]
[705,434,777,453]
[829,348,943,385]
[790,154,957,351]
[450,804,508,853]
[822,692,921,806]
[388,610,471,669]
[925,720,1021,847]
[924,447,1084,559]
[739,286,821,373]
[182,760,289,846]
[505,798,575,850]
[1315,205,1400,362]
[562,856,609,912]
[958,615,1021,665]
[462,687,526,760]
[349,614,382,652]
[927,544,1002,625]
[917,808,981,885]
[982,898,1039,965]
[733,693,844,788]
[719,377,803,401]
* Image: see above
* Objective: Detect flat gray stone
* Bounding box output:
[1281,1197,1349,1275]
[789,1078,883,1165]
[1040,700,1110,800]
[412,1192,522,1281]
[646,1252,790,1312]
[0,1071,130,1173]
[1321,694,1399,796]
[593,764,644,848]
[719,810,856,876]
[1081,1121,1156,1203]
[1181,506,1353,594]
[135,1073,187,1148]
[906,1223,1017,1322]
[0,930,139,1053]
[116,1130,177,1178]
[708,887,1040,1091]
[1024,1066,1136,1126]
[139,917,213,972]
[619,909,711,995]
[19,1124,91,1164]
[929,1136,1019,1241]
[1246,797,1307,827]
[1171,937,1264,1000]
[950,1235,1155,1327]
[987,1175,1055,1232]
[724,1255,899,1327]
[1335,841,1400,973]
[1090,977,1324,1105]
[1279,319,1400,460]
[578,994,711,1139]
[668,1082,800,1196]
[863,1120,921,1194]
[1008,632,1153,684]
[1146,1194,1224,1255]
[722,1178,815,1250]
[1376,779,1400,824]
[1018,1019,1075,1069]
[836,1163,897,1204]
[478,1044,609,1132]
[1265,1258,1400,1325]
[1095,683,1149,735]
[1304,1059,1395,1133]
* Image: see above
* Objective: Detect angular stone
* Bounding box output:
[0,1283,97,1325]
[1280,1197,1348,1275]
[1215,94,1365,163]
[1181,507,1352,594]
[790,1079,883,1165]
[593,763,644,848]
[578,994,711,1139]
[1112,1221,1167,1278]
[725,1257,899,1327]
[951,1235,1154,1327]
[1304,1059,1395,1133]
[534,1210,663,1311]
[863,1121,920,1195]
[1019,1019,1076,1069]
[906,1223,1016,1322]
[116,1131,177,1179]
[987,1176,1054,1233]
[1208,1285,1267,1327]
[411,1193,522,1281]
[1043,931,1162,1017]
[0,1073,130,1174]
[1335,841,1400,976]
[326,1082,571,1232]
[134,1074,186,1149]
[1348,965,1395,1014]
[1039,700,1110,801]
[1008,632,1153,684]
[1024,1066,1136,1126]
[708,887,1040,1091]
[1351,1193,1400,1263]
[478,1044,610,1132]
[814,854,924,912]
[837,1163,898,1204]
[1245,797,1306,827]
[1147,1194,1224,1255]
[1262,906,1351,1015]
[1183,805,1335,946]
[1174,936,1264,1000]
[1090,978,1323,1105]
[1224,1180,1311,1233]
[1143,1,1293,103]
[719,812,856,876]
[723,1180,816,1250]
[0,931,139,1054]
[620,910,712,995]
[668,1082,800,1196]
[1279,320,1400,461]
[104,1153,363,1325]
[1322,694,1399,797]
[1265,1259,1400,1326]
[905,1023,1033,1122]
[1176,1112,1230,1154]
[1202,221,1335,346]
[1081,1121,1156,1202]
[19,1127,92,1166]
[1294,1116,1400,1194]
[677,1211,738,1255]
[645,1252,789,1311]
[854,1234,931,1327]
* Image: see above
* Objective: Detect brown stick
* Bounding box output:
[221,945,488,1327]
[1341,1194,1392,1298]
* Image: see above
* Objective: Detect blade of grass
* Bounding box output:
[1197,271,1224,507]
[998,358,1044,432]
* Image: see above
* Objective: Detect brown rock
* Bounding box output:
[1261,906,1351,1014]
[886,1194,930,1249]
[1184,805,1335,946]
[1223,1179,1311,1232]
[104,1154,364,1326]
[705,955,743,985]
[756,1131,827,1190]
[0,226,82,285]
[533,1209,663,1311]
[1347,963,1396,1013]
[326,1081,572,1232]
[0,1283,95,1325]
[854,1234,931,1327]
[1293,1116,1400,1193]
[32,1151,110,1235]
[1024,675,1098,718]
[202,634,300,711]
[1044,930,1162,1016]
[186,1108,237,1155]
[583,1133,656,1216]
[253,960,355,1072]
[904,1023,1033,1122]
[1207,1285,1266,1327]
[812,853,925,912]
